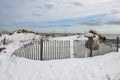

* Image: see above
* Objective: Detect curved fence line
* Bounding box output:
[12,38,119,61]
[12,40,71,60]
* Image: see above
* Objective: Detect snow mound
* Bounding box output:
[51,35,88,40]
[0,32,41,55]
[1,33,41,42]
[50,33,101,41]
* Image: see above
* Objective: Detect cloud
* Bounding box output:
[71,2,83,7]
[4,5,15,9]
[32,13,42,16]
[44,2,55,9]
[41,19,76,26]
[106,21,120,25]
[78,19,120,26]
[34,6,42,9]
[77,20,103,26]
[34,1,56,10]
[32,11,42,16]
[0,0,120,28]
[75,9,120,26]
[110,9,120,14]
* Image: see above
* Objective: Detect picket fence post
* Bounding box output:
[40,39,43,60]
[117,37,119,52]
[89,38,93,57]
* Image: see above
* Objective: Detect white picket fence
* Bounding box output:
[12,39,118,61]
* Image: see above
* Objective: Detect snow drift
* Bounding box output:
[0,31,120,80]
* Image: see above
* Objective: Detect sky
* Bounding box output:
[0,0,120,33]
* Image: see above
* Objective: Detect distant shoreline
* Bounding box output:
[1,30,120,39]
[38,33,120,39]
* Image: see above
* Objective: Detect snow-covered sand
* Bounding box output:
[0,33,120,80]
[1,33,41,42]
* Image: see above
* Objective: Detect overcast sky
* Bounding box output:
[0,0,120,33]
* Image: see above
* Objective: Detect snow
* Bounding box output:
[0,33,41,42]
[0,33,41,54]
[50,35,88,40]
[0,32,120,80]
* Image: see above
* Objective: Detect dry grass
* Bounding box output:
[98,34,106,43]
[89,30,98,35]
[0,47,6,52]
[15,29,35,33]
